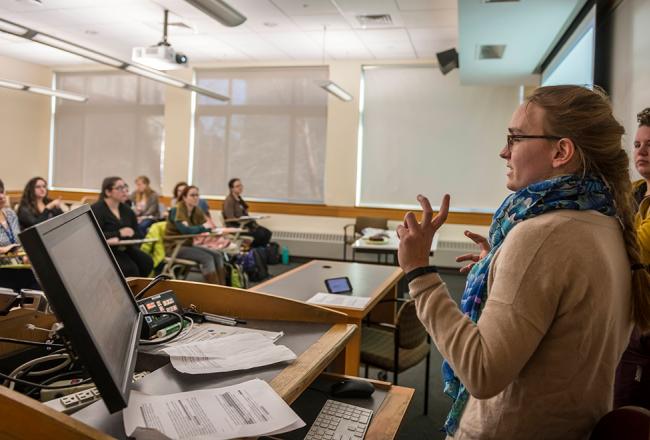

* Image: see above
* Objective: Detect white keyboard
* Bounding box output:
[44,371,150,414]
[304,399,373,440]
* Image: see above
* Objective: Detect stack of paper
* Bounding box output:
[307,292,371,309]
[124,379,304,440]
[163,333,296,375]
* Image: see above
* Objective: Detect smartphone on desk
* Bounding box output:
[324,277,353,294]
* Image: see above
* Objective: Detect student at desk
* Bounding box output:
[17,176,64,229]
[223,178,271,247]
[167,185,226,285]
[397,86,650,439]
[0,179,38,290]
[91,177,153,278]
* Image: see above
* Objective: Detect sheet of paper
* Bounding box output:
[123,378,305,440]
[139,323,283,354]
[163,333,296,375]
[306,292,371,309]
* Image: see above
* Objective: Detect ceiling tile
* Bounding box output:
[334,0,399,14]
[396,0,457,11]
[270,0,339,16]
[356,28,410,44]
[408,26,457,42]
[401,8,457,27]
[290,14,351,31]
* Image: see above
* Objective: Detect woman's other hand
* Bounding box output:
[456,230,491,274]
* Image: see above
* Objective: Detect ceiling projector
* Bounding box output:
[132,45,187,70]
[132,9,188,71]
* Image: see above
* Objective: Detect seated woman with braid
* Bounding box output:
[397,86,649,439]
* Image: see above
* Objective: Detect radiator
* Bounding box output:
[272,230,479,268]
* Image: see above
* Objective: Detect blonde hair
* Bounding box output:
[134,175,153,203]
[528,85,650,330]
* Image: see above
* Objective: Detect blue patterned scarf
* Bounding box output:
[442,174,616,436]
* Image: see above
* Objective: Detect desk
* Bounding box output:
[254,260,403,375]
[107,238,157,247]
[352,230,439,265]
[0,279,358,439]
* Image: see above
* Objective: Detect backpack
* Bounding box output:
[238,248,269,282]
[225,261,249,289]
[266,242,281,265]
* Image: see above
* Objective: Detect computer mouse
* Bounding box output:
[330,379,375,398]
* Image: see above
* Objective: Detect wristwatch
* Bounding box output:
[405,266,438,284]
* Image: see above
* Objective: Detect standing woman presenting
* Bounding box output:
[397,86,650,439]
[17,177,64,229]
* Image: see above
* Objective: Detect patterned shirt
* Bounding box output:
[0,208,21,247]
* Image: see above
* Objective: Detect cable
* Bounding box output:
[5,353,72,390]
[0,371,92,390]
[134,274,171,300]
[0,337,63,348]
[138,311,184,345]
[26,369,88,397]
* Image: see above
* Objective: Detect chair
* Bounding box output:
[361,298,431,414]
[590,406,650,440]
[342,216,388,261]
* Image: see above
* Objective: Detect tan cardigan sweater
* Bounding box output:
[409,210,634,440]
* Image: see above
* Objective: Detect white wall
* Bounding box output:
[609,0,650,179]
[0,55,52,190]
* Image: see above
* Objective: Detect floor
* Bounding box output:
[189,258,467,439]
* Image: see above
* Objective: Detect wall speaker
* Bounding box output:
[436,48,459,75]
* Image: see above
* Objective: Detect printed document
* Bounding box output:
[123,378,304,440]
[140,323,283,354]
[163,333,296,374]
[306,292,371,309]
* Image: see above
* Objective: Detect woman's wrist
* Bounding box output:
[405,266,438,284]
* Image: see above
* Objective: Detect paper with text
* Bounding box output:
[306,292,371,309]
[123,379,304,440]
[163,333,296,374]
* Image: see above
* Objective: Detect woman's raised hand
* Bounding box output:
[456,230,491,274]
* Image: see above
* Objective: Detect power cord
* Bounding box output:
[0,336,64,349]
[138,311,185,345]
[0,372,92,390]
[134,274,171,300]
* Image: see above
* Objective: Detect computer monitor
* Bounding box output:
[19,205,142,413]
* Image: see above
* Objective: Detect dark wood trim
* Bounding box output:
[7,189,493,226]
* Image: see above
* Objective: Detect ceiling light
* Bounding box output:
[478,44,506,59]
[0,77,88,102]
[316,80,352,102]
[183,0,247,27]
[0,17,229,101]
[316,25,353,102]
[32,33,125,67]
[0,20,29,36]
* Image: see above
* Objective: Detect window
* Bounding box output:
[192,66,328,203]
[358,66,518,213]
[51,71,165,191]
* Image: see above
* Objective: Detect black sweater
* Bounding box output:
[17,205,64,230]
[91,200,142,240]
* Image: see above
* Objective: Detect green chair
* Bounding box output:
[361,298,431,414]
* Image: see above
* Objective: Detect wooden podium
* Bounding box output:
[0,279,412,439]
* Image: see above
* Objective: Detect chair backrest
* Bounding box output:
[396,300,427,349]
[355,216,388,235]
[590,406,650,440]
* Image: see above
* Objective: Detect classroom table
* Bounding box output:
[254,260,403,375]
[351,230,439,265]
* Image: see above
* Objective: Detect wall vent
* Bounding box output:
[478,44,506,59]
[356,14,393,26]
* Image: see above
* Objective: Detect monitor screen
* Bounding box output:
[19,205,142,413]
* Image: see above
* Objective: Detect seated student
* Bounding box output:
[166,185,225,285]
[0,179,39,290]
[223,178,271,247]
[130,175,160,236]
[615,107,650,409]
[397,86,649,438]
[17,177,64,229]
[91,177,153,278]
[171,181,212,220]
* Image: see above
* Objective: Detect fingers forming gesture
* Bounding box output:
[456,230,491,274]
[397,194,450,274]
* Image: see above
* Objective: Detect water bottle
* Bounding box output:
[281,246,289,265]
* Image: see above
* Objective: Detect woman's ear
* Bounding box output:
[552,138,577,170]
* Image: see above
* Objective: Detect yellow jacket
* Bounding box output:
[633,179,650,265]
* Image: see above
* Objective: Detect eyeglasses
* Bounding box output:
[187,193,200,198]
[113,185,129,192]
[506,134,562,152]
